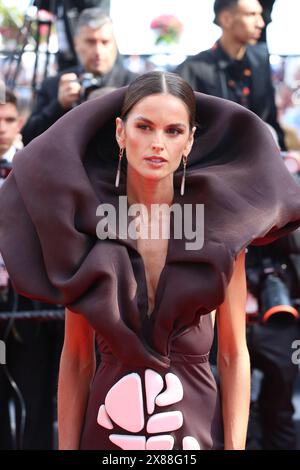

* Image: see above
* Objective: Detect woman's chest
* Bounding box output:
[136,237,169,315]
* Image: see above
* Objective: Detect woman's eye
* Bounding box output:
[167,128,182,135]
[137,124,151,131]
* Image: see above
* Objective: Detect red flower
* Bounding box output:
[150,15,183,45]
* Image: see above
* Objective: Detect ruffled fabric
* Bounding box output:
[0,87,300,365]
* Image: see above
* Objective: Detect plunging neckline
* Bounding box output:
[137,235,170,318]
[125,185,178,321]
[98,173,180,322]
[131,197,175,320]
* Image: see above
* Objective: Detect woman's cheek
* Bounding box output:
[126,137,148,167]
[127,131,147,153]
[168,140,185,160]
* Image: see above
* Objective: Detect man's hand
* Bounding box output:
[58,73,81,110]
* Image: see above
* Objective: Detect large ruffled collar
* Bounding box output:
[1,87,300,366]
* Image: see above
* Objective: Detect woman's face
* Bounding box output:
[116,93,196,182]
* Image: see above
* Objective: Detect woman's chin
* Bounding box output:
[137,169,169,182]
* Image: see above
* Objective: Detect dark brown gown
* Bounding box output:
[1,88,300,450]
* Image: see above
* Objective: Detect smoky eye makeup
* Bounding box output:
[166,127,185,135]
[136,123,151,130]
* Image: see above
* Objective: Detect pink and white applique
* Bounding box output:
[97,370,201,450]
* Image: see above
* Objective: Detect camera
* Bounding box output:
[78,73,104,102]
[260,268,299,325]
[246,154,300,326]
[247,256,299,325]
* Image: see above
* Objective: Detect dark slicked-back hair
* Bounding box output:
[213,0,240,25]
[121,71,196,131]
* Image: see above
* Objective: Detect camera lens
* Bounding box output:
[260,273,299,324]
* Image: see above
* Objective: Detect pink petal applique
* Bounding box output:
[105,373,144,433]
[147,411,183,434]
[155,373,183,407]
[97,404,113,430]
[109,434,146,450]
[182,436,201,450]
[146,435,174,450]
[145,369,164,415]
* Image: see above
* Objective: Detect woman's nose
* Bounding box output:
[151,142,164,152]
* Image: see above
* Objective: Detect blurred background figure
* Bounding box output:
[22,7,137,145]
[245,143,300,449]
[0,90,64,450]
[34,0,111,71]
[176,0,286,149]
[0,90,24,168]
[177,0,300,449]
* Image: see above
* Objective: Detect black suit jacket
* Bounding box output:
[22,61,137,145]
[176,42,286,149]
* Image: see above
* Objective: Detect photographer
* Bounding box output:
[245,157,300,450]
[22,8,137,145]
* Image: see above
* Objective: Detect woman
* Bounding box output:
[59,72,249,451]
[0,72,300,450]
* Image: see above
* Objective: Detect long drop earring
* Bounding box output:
[180,155,188,196]
[115,147,124,187]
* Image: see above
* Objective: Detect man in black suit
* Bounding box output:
[176,0,286,149]
[22,8,137,145]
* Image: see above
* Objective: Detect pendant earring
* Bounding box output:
[180,155,188,196]
[115,147,124,188]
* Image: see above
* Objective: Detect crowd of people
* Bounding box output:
[0,0,300,450]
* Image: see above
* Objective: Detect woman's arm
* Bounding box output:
[58,308,96,450]
[217,249,250,450]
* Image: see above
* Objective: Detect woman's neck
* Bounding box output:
[126,169,174,211]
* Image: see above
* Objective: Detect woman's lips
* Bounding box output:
[144,156,167,168]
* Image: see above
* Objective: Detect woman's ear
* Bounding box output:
[115,117,126,148]
[184,126,196,156]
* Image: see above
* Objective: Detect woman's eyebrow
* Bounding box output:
[134,116,186,128]
[166,123,186,129]
[134,116,154,124]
